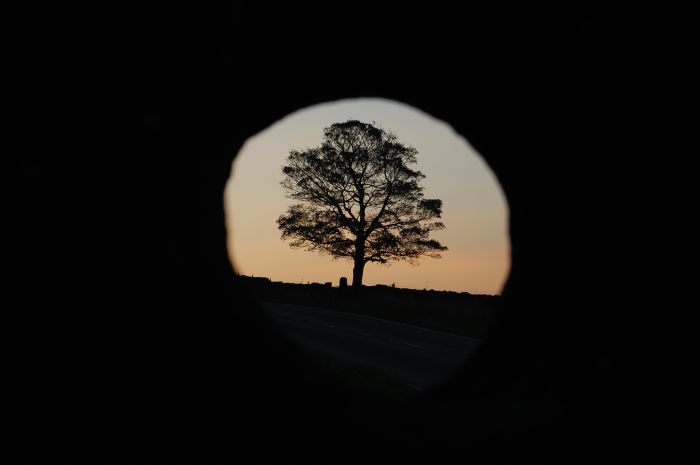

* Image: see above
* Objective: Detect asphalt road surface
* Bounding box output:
[260,302,482,391]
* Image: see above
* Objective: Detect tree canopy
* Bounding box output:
[277,120,446,287]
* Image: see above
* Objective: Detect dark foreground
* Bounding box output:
[261,302,481,391]
[8,11,695,463]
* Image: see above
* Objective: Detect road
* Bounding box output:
[260,302,481,391]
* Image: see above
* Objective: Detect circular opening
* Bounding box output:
[224,98,510,396]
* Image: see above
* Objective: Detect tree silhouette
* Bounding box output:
[277,120,447,288]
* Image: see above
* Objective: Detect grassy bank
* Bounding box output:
[237,275,499,339]
[308,350,417,399]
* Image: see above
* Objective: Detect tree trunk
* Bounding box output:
[351,258,365,288]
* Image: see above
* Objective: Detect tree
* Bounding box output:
[277,120,447,288]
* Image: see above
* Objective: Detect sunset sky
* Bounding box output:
[224,98,510,295]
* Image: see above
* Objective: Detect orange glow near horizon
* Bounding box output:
[224,98,510,295]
